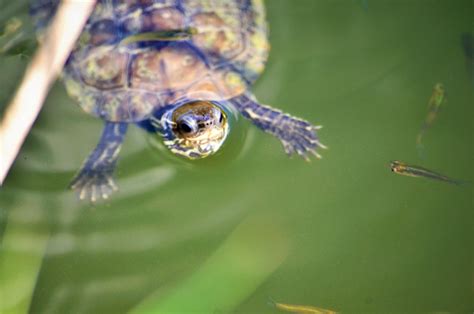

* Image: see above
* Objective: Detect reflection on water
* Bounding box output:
[106,166,175,202]
[1,0,473,313]
[42,274,147,314]
[131,213,289,314]
[46,196,246,256]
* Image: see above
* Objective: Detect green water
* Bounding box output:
[1,0,473,313]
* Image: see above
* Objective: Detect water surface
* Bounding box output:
[0,0,472,313]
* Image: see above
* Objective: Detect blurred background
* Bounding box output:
[0,0,472,313]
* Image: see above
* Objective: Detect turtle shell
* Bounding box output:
[30,0,270,122]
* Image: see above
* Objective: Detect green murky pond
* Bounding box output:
[1,0,472,313]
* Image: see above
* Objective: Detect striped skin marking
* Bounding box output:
[70,122,128,202]
[150,100,230,159]
[232,94,326,161]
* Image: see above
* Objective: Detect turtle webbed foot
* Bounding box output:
[69,122,127,202]
[233,94,326,161]
[70,167,118,202]
[278,121,327,161]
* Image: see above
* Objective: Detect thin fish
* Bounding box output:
[120,27,197,45]
[416,83,446,154]
[390,160,465,185]
[269,298,338,314]
[461,33,474,86]
[0,17,22,37]
[0,18,34,58]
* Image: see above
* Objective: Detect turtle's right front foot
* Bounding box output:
[69,122,128,202]
[70,167,118,202]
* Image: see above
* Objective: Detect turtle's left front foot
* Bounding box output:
[277,119,326,161]
[233,95,327,161]
[70,167,118,202]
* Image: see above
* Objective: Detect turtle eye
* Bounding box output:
[218,112,223,123]
[178,122,193,134]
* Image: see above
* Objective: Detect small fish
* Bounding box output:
[0,18,34,59]
[390,160,465,185]
[461,33,474,86]
[120,27,198,45]
[416,83,446,154]
[269,298,338,314]
[0,17,22,37]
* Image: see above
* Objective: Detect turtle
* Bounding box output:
[30,0,325,201]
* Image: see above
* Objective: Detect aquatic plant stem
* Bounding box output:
[0,0,96,184]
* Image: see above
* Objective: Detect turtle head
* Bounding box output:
[159,100,229,159]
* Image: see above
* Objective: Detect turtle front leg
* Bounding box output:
[70,122,128,201]
[232,94,326,160]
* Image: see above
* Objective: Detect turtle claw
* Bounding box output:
[68,122,127,202]
[232,94,326,162]
[70,169,118,202]
[279,122,326,161]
